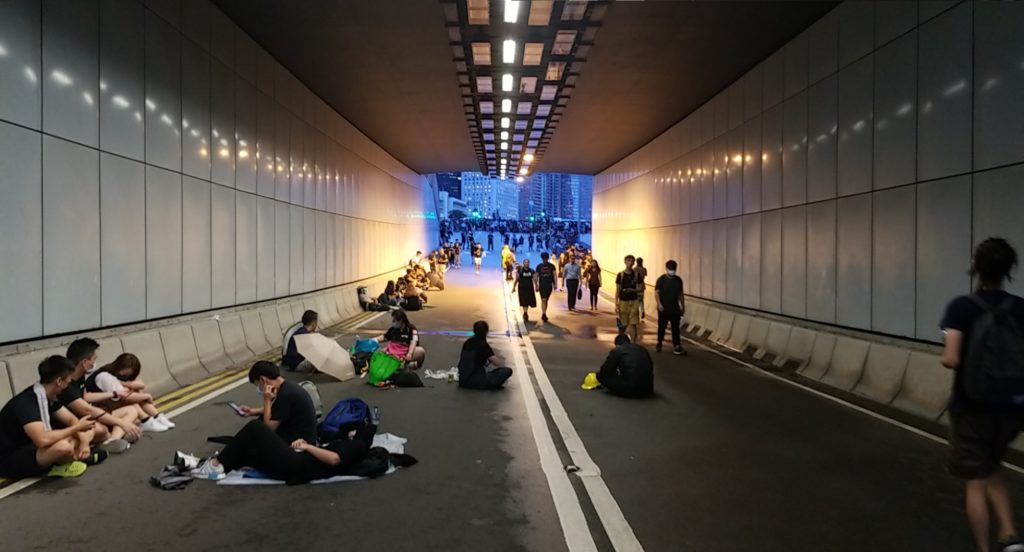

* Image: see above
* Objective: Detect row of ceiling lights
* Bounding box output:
[498,1,531,182]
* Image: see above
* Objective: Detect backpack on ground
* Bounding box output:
[964,295,1024,406]
[320,398,370,441]
[298,380,323,419]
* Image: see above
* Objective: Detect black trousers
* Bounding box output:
[566,279,580,309]
[460,367,513,390]
[657,309,682,347]
[589,283,600,308]
[218,420,365,483]
[597,365,652,398]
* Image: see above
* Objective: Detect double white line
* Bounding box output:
[501,281,644,552]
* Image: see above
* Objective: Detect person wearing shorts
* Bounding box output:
[615,255,642,344]
[941,237,1024,552]
[536,252,557,323]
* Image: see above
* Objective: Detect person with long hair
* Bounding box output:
[86,353,174,432]
[586,259,603,311]
[941,237,1024,552]
[376,309,427,369]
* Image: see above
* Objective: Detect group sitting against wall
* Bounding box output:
[0,338,174,479]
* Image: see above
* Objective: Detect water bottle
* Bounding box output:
[371,406,381,425]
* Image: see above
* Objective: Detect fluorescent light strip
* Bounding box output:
[503,39,516,63]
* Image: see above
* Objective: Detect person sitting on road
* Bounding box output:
[191,419,373,483]
[0,356,100,478]
[400,278,427,311]
[378,280,400,307]
[283,310,319,372]
[85,353,174,431]
[376,309,426,370]
[60,338,149,449]
[237,361,317,445]
[458,321,513,390]
[596,335,654,398]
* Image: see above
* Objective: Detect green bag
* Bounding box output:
[367,351,403,385]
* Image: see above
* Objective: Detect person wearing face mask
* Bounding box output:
[654,260,686,355]
[237,361,317,445]
[377,309,426,370]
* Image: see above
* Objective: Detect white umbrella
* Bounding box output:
[293,333,355,382]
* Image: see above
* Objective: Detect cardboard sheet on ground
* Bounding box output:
[217,433,408,486]
[293,332,355,381]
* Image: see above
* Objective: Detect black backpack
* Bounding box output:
[964,295,1024,406]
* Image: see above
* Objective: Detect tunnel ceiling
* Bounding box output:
[214,0,837,176]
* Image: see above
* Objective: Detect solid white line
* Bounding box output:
[681,336,1024,476]
[0,478,40,501]
[506,282,644,551]
[502,282,598,551]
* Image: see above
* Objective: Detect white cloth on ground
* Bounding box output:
[422,367,459,382]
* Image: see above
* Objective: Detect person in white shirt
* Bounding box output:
[85,353,174,432]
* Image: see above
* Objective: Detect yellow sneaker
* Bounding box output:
[47,461,88,478]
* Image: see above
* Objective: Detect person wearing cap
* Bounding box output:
[587,334,654,398]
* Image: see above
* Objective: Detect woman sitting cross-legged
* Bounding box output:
[376,309,426,370]
[457,321,513,390]
[85,353,174,432]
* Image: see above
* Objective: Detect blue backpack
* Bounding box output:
[319,398,370,440]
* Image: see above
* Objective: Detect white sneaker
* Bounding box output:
[140,417,170,433]
[190,459,225,480]
[155,413,176,429]
[98,438,130,454]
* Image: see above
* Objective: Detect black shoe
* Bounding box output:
[673,346,686,356]
[523,313,529,322]
[84,449,109,466]
[655,343,662,352]
[542,315,549,323]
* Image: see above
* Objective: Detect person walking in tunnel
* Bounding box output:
[635,257,649,320]
[593,334,653,398]
[655,260,686,355]
[512,259,538,323]
[564,254,582,311]
[940,237,1024,552]
[457,321,513,390]
[536,252,557,323]
[615,255,642,344]
[488,232,494,251]
[587,259,603,311]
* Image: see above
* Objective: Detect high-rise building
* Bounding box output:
[435,172,462,199]
[459,172,519,219]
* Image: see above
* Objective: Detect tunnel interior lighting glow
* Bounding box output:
[503,39,516,63]
[500,131,509,140]
[504,0,520,23]
[519,167,528,175]
[501,98,512,113]
[500,117,510,128]
[500,141,509,150]
[523,153,534,163]
[502,73,513,92]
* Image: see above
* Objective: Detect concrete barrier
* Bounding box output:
[0,361,13,405]
[345,287,361,318]
[219,316,254,365]
[891,352,952,421]
[799,333,836,379]
[711,310,736,344]
[332,289,351,320]
[303,298,320,320]
[776,327,816,369]
[699,307,721,338]
[685,303,707,333]
[820,336,870,391]
[744,318,770,356]
[276,304,294,334]
[852,344,911,403]
[240,311,272,356]
[192,319,232,373]
[159,325,208,386]
[259,308,283,348]
[290,302,306,325]
[724,314,752,351]
[759,322,793,361]
[95,337,125,368]
[120,332,178,397]
[323,292,342,325]
[6,347,63,394]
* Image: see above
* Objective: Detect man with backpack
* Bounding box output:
[940,237,1024,552]
[654,260,686,355]
[615,255,642,344]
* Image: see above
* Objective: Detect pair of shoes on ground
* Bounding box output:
[140,413,176,433]
[655,343,686,356]
[191,457,226,481]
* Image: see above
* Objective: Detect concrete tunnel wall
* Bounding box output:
[0,0,437,346]
[593,0,1024,345]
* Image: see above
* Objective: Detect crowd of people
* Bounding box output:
[440,218,590,257]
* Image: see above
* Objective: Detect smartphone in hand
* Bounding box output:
[227,402,246,417]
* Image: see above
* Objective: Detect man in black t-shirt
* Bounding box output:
[536,252,558,323]
[654,260,686,355]
[939,238,1024,552]
[458,321,512,390]
[615,255,642,344]
[0,356,98,478]
[238,361,317,444]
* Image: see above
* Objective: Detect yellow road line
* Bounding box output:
[154,368,247,406]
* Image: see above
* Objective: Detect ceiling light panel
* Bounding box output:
[546,61,565,81]
[471,42,491,65]
[501,98,512,112]
[503,0,520,23]
[467,0,489,24]
[515,120,528,130]
[561,0,587,21]
[551,30,577,55]
[480,101,494,113]
[528,0,553,25]
[517,101,532,115]
[501,73,513,92]
[519,76,537,94]
[523,43,544,65]
[540,85,558,101]
[502,39,516,63]
[476,76,492,93]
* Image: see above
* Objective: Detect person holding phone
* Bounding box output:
[0,356,99,478]
[237,361,317,445]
